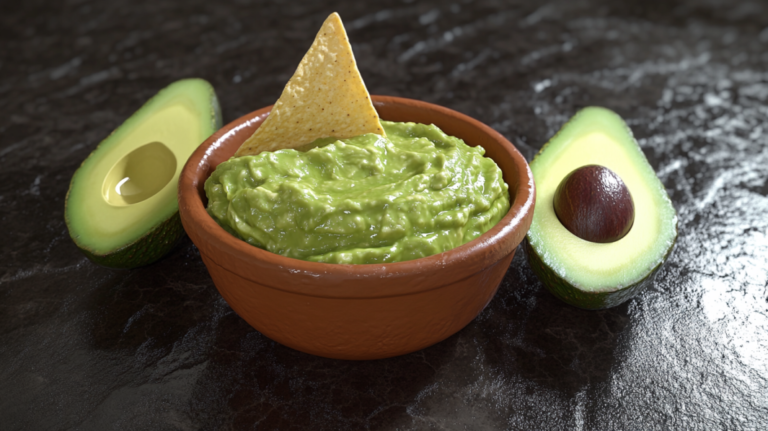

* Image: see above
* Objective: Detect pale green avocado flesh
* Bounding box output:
[525,107,677,309]
[205,121,510,264]
[65,78,222,268]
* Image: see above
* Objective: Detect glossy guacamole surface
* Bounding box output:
[204,121,510,264]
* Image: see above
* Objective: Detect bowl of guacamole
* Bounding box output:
[178,96,535,360]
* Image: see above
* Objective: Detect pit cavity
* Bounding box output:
[102,141,177,206]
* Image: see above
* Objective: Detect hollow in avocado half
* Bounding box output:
[525,107,677,309]
[65,79,222,268]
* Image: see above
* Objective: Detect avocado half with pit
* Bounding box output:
[65,78,222,268]
[525,107,677,309]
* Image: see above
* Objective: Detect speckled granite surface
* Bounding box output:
[1,0,767,429]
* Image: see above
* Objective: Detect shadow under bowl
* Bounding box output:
[178,96,535,360]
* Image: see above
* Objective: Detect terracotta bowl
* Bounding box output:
[178,96,535,360]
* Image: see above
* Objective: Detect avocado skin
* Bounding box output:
[77,212,185,269]
[525,107,678,309]
[65,79,222,269]
[525,238,670,309]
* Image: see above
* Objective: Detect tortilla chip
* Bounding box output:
[234,12,384,157]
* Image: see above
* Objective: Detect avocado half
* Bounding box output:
[65,78,222,268]
[525,107,677,309]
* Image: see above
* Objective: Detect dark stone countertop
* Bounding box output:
[2,0,767,429]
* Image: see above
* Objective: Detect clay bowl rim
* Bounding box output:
[178,95,535,300]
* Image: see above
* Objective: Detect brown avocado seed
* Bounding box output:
[554,165,634,243]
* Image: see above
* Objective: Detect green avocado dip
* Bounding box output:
[204,120,510,264]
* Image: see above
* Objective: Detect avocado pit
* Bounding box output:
[553,164,634,243]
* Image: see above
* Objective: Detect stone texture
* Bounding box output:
[1,0,767,429]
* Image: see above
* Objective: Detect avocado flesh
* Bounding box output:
[65,78,222,268]
[525,107,677,309]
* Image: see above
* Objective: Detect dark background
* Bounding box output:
[2,0,768,429]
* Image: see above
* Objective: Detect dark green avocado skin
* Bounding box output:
[524,236,675,310]
[65,79,222,269]
[524,107,678,310]
[77,212,185,269]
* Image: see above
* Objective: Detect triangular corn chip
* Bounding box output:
[235,12,384,157]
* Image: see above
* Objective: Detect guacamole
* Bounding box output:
[205,121,510,264]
